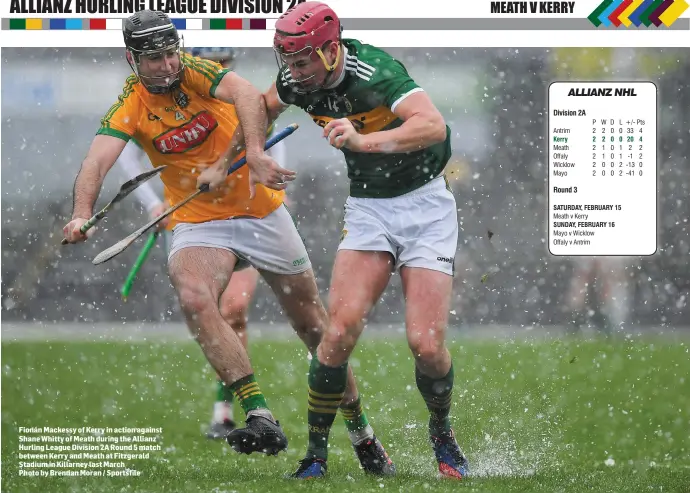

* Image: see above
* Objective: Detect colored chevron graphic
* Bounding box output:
[619,0,645,26]
[650,0,673,25]
[659,0,689,25]
[629,0,655,25]
[599,0,624,26]
[640,0,665,26]
[610,0,634,25]
[588,0,688,26]
[588,0,613,25]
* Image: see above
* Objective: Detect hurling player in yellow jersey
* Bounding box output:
[62,10,385,463]
[113,46,290,442]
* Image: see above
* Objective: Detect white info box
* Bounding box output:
[548,81,657,256]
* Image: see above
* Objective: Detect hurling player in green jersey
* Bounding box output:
[262,1,469,481]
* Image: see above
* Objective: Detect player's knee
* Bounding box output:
[285,306,325,352]
[175,279,214,317]
[321,323,358,355]
[329,302,366,333]
[324,308,363,354]
[408,335,445,364]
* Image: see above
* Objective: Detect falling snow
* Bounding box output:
[1,46,689,491]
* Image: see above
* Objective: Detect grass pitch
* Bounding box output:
[2,335,689,492]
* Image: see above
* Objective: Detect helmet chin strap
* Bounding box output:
[314,43,341,88]
[315,43,340,72]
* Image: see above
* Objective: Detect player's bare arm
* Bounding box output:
[324,91,447,153]
[204,84,287,176]
[64,135,127,243]
[212,71,268,156]
[214,74,295,195]
[72,135,128,218]
[263,82,290,126]
[196,125,246,191]
[219,124,246,170]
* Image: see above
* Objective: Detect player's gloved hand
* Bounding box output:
[245,150,296,199]
[324,118,363,151]
[197,164,229,192]
[62,218,95,244]
[148,203,170,232]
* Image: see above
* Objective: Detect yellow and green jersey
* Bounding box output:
[276,38,452,199]
[98,53,284,227]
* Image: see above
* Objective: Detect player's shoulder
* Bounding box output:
[343,38,407,83]
[104,74,141,116]
[181,53,227,83]
[344,38,394,62]
[100,75,143,135]
[117,74,142,101]
[182,53,224,74]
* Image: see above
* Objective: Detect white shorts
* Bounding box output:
[168,205,311,275]
[338,176,459,276]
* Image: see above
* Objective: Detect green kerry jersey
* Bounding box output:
[276,38,452,199]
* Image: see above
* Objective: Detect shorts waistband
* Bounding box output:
[398,175,449,198]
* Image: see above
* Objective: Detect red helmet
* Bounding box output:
[274,2,341,56]
[273,1,342,91]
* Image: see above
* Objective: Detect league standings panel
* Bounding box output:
[1,0,689,491]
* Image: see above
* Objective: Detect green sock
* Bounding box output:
[229,374,268,415]
[340,396,370,432]
[415,364,454,436]
[216,380,235,403]
[307,357,348,461]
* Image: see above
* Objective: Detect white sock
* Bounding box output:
[212,402,231,424]
[349,425,375,446]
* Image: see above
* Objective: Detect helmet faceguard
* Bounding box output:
[187,47,238,70]
[123,10,185,95]
[273,2,343,93]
